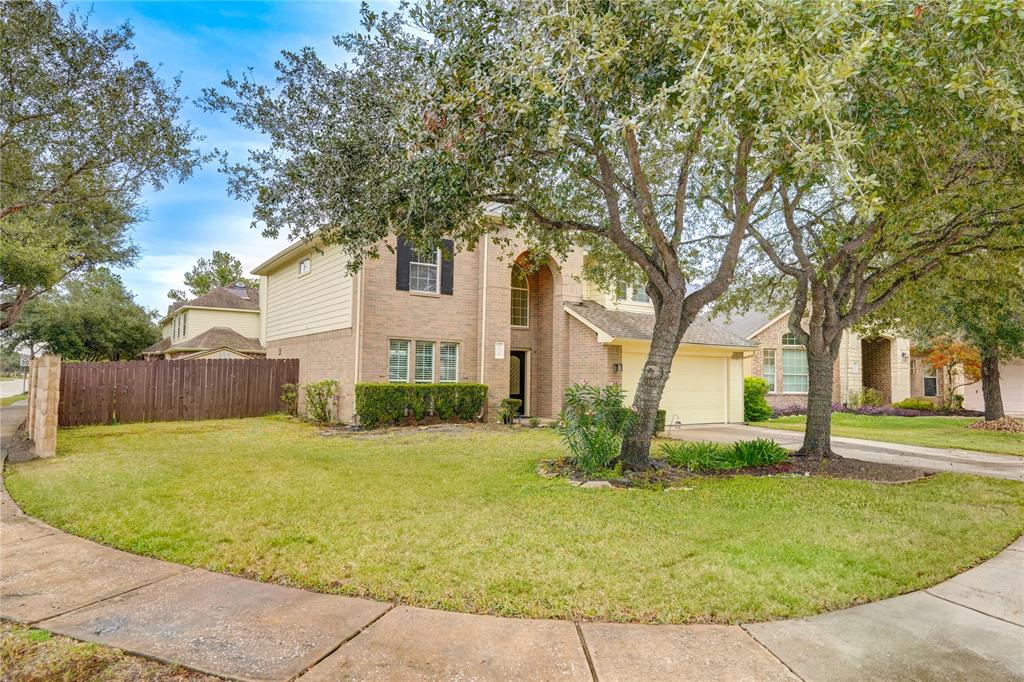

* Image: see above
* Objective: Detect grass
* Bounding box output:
[0,622,215,681]
[1,392,27,406]
[761,413,1024,456]
[6,416,1023,624]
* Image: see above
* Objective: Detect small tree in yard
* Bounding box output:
[921,338,981,410]
[743,3,1024,456]
[881,249,1024,420]
[204,1,935,469]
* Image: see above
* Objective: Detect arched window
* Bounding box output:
[511,264,529,327]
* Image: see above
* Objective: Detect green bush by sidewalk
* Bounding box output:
[355,383,488,428]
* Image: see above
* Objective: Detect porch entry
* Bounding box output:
[509,349,527,415]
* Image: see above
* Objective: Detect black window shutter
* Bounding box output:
[440,239,454,295]
[396,237,411,291]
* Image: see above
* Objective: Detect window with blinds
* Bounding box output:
[440,343,458,382]
[415,341,434,383]
[762,349,777,392]
[782,348,809,393]
[389,340,409,382]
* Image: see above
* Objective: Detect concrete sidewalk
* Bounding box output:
[669,423,1024,480]
[2,488,1022,681]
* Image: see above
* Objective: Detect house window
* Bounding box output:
[440,342,458,382]
[511,264,529,327]
[409,248,440,293]
[782,349,809,393]
[389,340,409,382]
[762,349,777,392]
[298,257,311,276]
[781,331,800,346]
[415,341,434,383]
[615,283,651,303]
[631,288,651,303]
[923,366,938,397]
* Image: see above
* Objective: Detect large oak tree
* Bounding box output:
[205,1,991,468]
[0,0,204,329]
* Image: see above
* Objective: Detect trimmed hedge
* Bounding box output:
[743,377,773,422]
[356,383,488,428]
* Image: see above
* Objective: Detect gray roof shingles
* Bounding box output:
[168,284,260,316]
[143,327,266,356]
[565,300,756,348]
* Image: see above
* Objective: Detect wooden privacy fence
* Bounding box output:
[58,358,299,427]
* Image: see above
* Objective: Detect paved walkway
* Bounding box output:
[669,423,1024,480]
[2,488,1022,681]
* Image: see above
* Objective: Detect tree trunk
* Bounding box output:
[619,300,686,470]
[980,349,1005,421]
[797,345,839,458]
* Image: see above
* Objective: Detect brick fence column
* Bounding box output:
[28,355,60,458]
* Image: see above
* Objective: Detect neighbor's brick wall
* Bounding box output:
[266,328,355,421]
[861,337,892,404]
[749,314,841,409]
[909,352,946,404]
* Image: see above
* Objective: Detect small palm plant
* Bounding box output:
[558,383,636,475]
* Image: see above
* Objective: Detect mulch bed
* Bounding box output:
[967,416,1024,433]
[540,454,931,488]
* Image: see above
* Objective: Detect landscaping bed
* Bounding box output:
[6,416,1023,624]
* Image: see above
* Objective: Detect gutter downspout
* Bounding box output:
[352,267,364,423]
[479,235,489,384]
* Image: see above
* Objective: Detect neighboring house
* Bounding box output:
[252,233,756,426]
[711,309,942,409]
[963,360,1024,416]
[142,284,266,360]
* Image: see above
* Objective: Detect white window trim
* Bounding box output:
[762,348,777,394]
[389,339,410,383]
[414,340,435,383]
[511,265,529,328]
[615,284,652,304]
[298,256,312,276]
[439,342,459,383]
[409,248,441,294]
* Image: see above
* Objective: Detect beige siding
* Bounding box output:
[160,322,172,340]
[186,308,260,339]
[264,244,353,342]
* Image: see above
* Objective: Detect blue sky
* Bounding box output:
[67,1,393,314]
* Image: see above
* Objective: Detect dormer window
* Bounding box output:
[615,284,651,304]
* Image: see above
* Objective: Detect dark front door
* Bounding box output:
[509,350,527,415]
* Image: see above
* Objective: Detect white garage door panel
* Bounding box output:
[624,352,727,425]
[963,362,1024,416]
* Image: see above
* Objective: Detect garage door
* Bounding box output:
[963,362,1024,416]
[623,352,727,425]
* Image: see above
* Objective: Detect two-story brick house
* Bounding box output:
[252,232,756,425]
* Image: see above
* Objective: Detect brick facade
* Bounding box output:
[266,328,356,420]
[861,337,892,403]
[909,352,946,404]
[746,314,842,410]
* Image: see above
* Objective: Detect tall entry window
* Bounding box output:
[762,349,777,392]
[511,264,529,327]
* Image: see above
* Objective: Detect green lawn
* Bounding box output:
[0,392,27,407]
[760,413,1024,456]
[6,417,1023,624]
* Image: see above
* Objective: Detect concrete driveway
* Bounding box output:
[667,423,1024,481]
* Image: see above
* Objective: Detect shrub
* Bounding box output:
[498,398,522,425]
[660,438,788,472]
[849,388,883,408]
[280,383,298,416]
[730,438,789,467]
[893,398,937,411]
[743,377,773,422]
[559,383,636,475]
[355,383,488,428]
[654,409,666,434]
[660,441,731,472]
[528,417,541,428]
[305,380,338,424]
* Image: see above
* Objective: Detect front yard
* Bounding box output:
[761,413,1024,456]
[6,417,1023,624]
